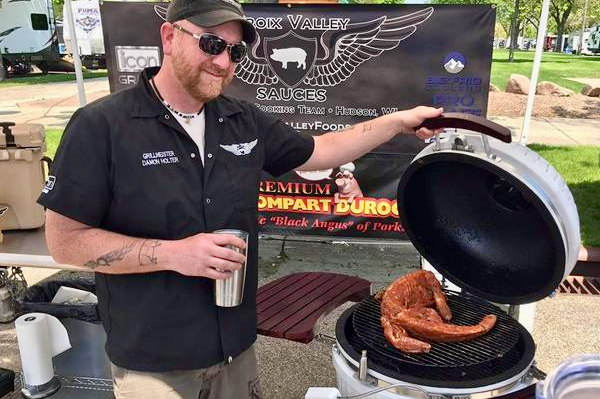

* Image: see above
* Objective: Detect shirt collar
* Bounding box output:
[129,67,164,118]
[130,67,244,119]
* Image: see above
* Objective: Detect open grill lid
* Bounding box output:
[397,114,570,305]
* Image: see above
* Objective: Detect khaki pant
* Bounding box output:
[110,346,261,399]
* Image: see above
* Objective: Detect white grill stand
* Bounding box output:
[305,387,342,399]
[330,344,534,399]
[514,302,536,334]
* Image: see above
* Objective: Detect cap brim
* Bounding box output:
[187,10,256,44]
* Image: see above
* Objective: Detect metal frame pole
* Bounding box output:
[0,49,6,82]
[64,0,87,106]
[519,0,551,145]
[0,0,5,81]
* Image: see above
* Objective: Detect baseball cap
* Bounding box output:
[166,0,256,44]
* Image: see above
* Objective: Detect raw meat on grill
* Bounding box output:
[379,270,497,353]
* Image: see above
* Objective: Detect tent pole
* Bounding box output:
[65,0,87,106]
[519,0,551,145]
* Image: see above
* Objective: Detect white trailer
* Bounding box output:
[0,0,62,73]
[566,29,591,55]
[62,0,106,69]
[587,25,600,54]
[564,26,600,55]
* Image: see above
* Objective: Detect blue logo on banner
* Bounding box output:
[443,52,466,74]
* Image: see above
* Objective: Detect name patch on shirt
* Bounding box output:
[142,151,179,167]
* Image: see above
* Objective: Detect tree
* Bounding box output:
[338,0,405,3]
[52,0,64,20]
[428,0,513,33]
[429,0,542,61]
[589,0,600,25]
[508,0,521,61]
[428,0,495,3]
[567,0,600,32]
[521,0,543,33]
[550,0,575,52]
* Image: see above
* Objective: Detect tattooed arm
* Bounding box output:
[45,210,246,279]
[81,239,160,270]
[297,106,444,172]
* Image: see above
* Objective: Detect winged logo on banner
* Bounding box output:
[154,5,168,20]
[153,6,434,88]
[236,7,434,88]
[76,16,102,34]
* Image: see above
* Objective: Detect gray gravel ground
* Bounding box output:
[1,239,599,399]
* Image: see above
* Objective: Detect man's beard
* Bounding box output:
[172,46,234,103]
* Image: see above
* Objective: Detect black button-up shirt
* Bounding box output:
[38,67,314,371]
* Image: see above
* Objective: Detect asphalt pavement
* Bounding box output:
[1,77,599,398]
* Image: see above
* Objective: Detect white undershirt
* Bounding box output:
[169,109,206,164]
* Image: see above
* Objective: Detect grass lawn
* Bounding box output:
[0,70,108,87]
[45,129,63,159]
[491,49,600,93]
[44,128,600,246]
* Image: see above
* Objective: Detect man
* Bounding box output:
[39,0,442,398]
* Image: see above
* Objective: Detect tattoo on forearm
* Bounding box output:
[139,239,161,266]
[84,241,136,269]
[338,124,355,133]
[336,123,372,134]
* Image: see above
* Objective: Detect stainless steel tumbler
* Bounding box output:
[213,229,248,307]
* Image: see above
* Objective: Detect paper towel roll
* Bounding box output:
[15,313,71,387]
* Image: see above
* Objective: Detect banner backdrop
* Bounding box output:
[101,3,495,238]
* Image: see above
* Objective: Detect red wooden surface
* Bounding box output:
[572,246,600,278]
[558,246,600,296]
[257,272,371,343]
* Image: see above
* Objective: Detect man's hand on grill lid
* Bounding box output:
[394,106,445,140]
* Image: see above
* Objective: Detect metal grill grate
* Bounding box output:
[352,292,520,368]
[337,299,536,389]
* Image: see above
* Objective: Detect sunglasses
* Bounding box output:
[173,23,247,63]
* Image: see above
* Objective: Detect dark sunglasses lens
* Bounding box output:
[199,34,227,55]
[229,44,246,63]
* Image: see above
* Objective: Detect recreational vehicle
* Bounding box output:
[0,0,62,74]
[588,25,600,54]
[565,28,596,55]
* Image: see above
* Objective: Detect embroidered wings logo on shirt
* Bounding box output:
[219,139,258,156]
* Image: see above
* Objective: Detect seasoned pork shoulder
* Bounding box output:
[380,270,497,353]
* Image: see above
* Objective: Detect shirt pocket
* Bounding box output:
[222,156,260,211]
